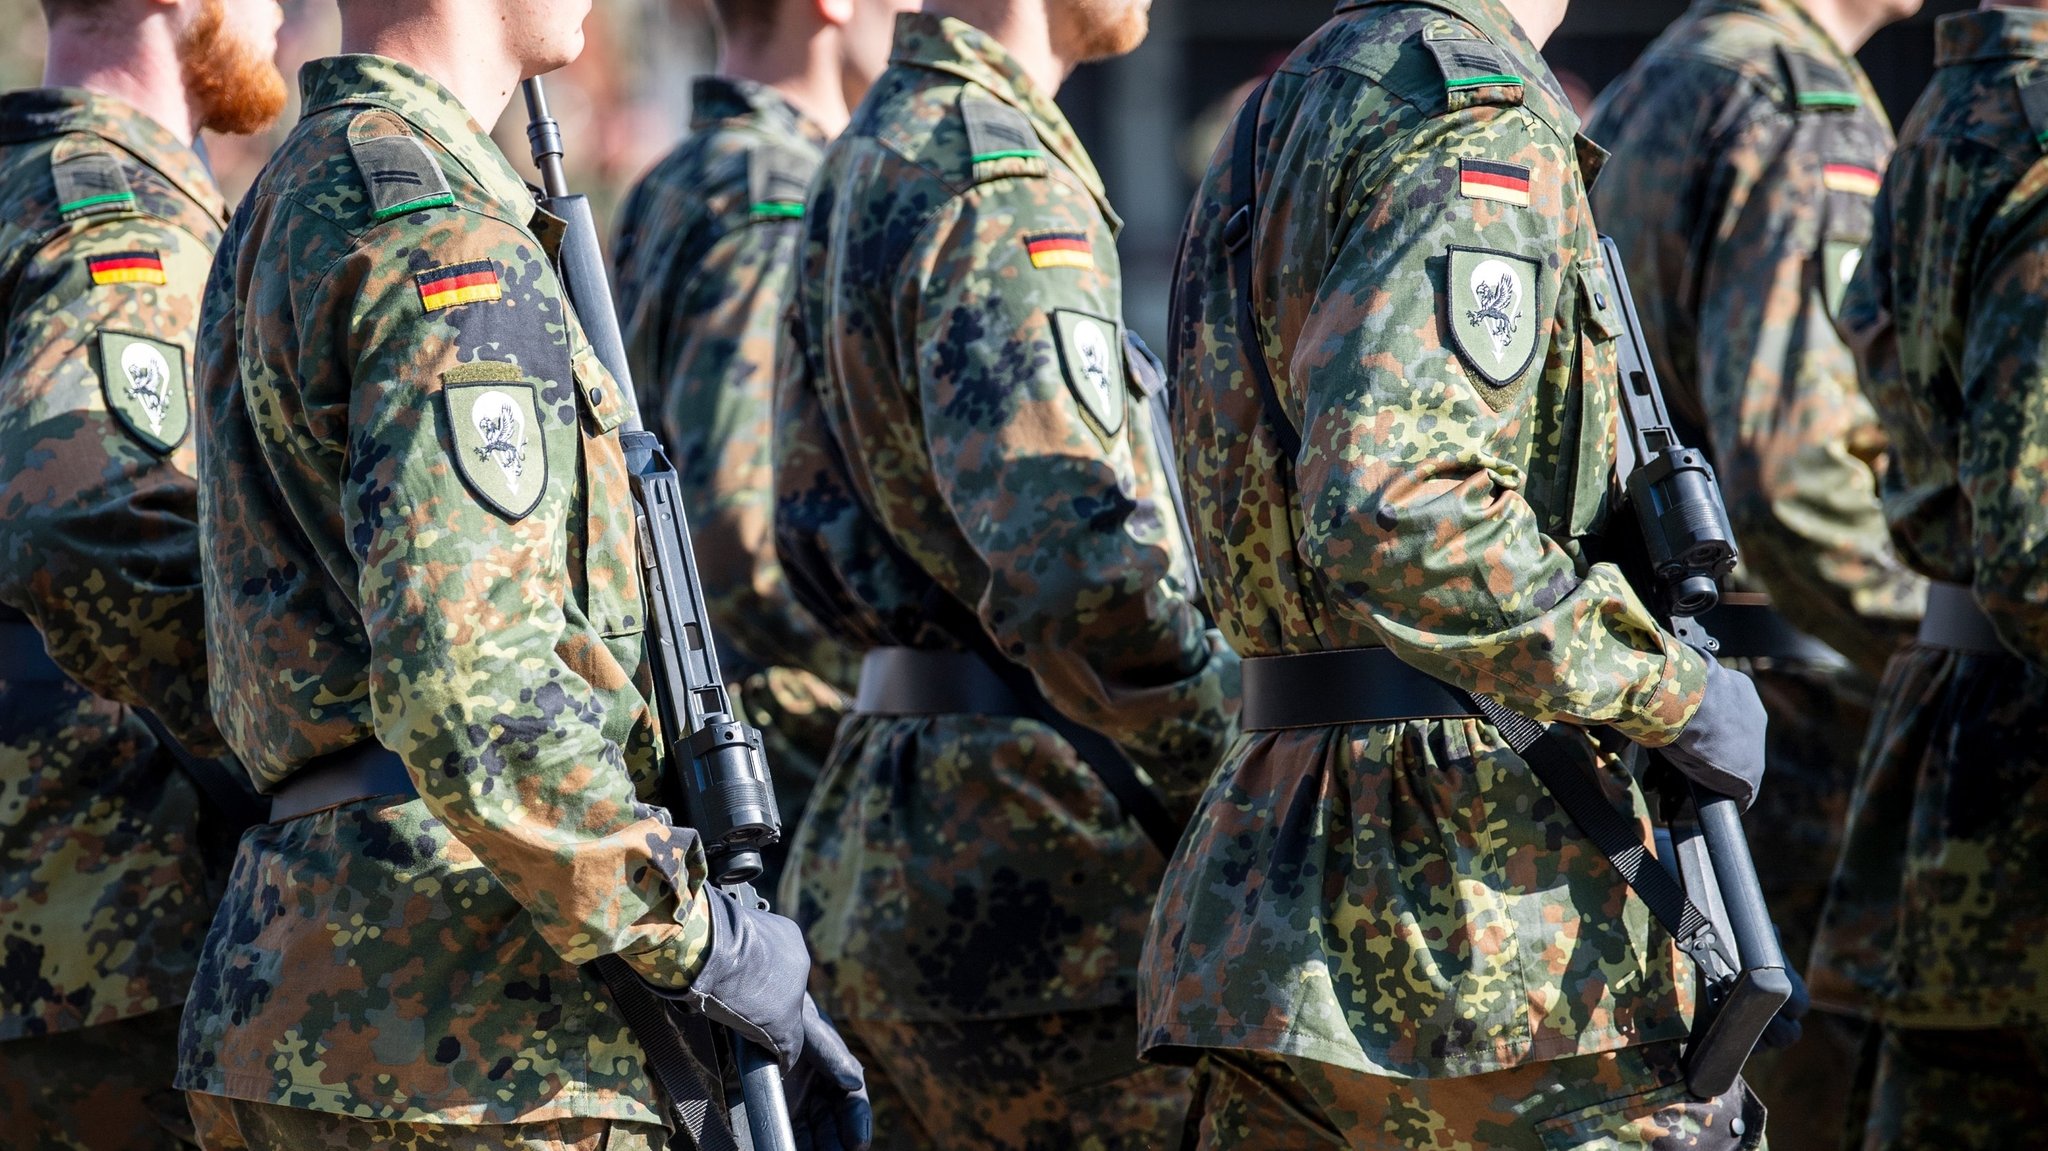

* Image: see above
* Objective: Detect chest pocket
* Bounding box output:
[572,345,645,639]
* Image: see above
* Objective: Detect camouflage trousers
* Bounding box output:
[1734,661,1873,1151]
[0,1005,195,1151]
[184,1095,667,1150]
[1183,1041,1765,1150]
[1849,1025,2048,1151]
[847,1004,1191,1150]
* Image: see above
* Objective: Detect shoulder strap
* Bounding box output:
[1221,80,1302,463]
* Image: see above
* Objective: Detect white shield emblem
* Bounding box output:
[470,390,529,489]
[120,341,173,438]
[1466,258,1523,365]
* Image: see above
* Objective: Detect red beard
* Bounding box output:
[178,0,287,136]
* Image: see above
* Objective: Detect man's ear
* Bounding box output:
[815,0,855,28]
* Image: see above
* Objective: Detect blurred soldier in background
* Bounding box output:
[1587,0,1927,1140]
[0,0,284,1147]
[772,0,1240,1145]
[1815,3,2048,1146]
[173,0,845,1147]
[1140,0,1772,1144]
[611,0,915,895]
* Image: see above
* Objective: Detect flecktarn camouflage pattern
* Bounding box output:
[1585,0,1923,1139]
[772,12,1236,1145]
[1140,0,1758,1142]
[1813,5,2048,1042]
[0,84,225,1042]
[611,76,858,887]
[1589,0,1924,679]
[176,55,711,1128]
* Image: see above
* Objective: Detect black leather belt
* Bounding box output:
[267,740,416,822]
[1695,599,1846,667]
[853,647,1032,717]
[1918,582,2005,654]
[1240,646,1482,731]
[0,620,66,683]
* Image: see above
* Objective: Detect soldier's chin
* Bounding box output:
[1063,1,1150,64]
[179,10,290,136]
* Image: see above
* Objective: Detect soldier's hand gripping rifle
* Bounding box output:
[1599,235,1800,1100]
[522,78,799,1151]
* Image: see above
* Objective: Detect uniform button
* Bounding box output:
[1731,1117,1746,1136]
[591,387,606,406]
[1595,292,1609,310]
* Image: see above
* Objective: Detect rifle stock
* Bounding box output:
[523,75,794,1151]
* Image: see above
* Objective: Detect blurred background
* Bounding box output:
[0,0,1972,341]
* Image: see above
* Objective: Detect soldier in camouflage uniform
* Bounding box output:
[1811,5,2048,1147]
[772,4,1239,1146]
[612,0,914,894]
[0,1,285,1147]
[173,2,862,1148]
[1585,0,1927,1141]
[1140,0,1775,1145]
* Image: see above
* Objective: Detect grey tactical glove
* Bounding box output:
[789,997,873,1151]
[1659,655,1768,809]
[673,887,811,1072]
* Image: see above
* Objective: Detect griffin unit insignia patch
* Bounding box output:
[445,370,546,519]
[1053,308,1126,442]
[1446,245,1539,387]
[97,331,189,454]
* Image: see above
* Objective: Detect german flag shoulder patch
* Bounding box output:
[1459,158,1531,207]
[1025,231,1094,270]
[88,250,167,286]
[1822,162,1881,197]
[416,260,503,312]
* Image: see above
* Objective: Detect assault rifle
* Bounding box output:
[1600,235,1799,1099]
[522,77,796,1151]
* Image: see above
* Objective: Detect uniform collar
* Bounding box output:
[1695,0,1862,73]
[1934,7,2048,68]
[0,87,225,222]
[297,54,533,217]
[690,75,830,147]
[887,12,1109,214]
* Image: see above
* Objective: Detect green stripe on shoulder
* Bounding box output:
[972,148,1044,164]
[751,202,805,220]
[58,190,137,214]
[1798,90,1861,108]
[1445,74,1522,90]
[371,192,456,221]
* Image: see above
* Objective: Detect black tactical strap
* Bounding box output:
[590,954,737,1151]
[132,708,268,834]
[1465,695,1713,950]
[1221,79,1301,463]
[921,586,1183,858]
[1126,331,1206,603]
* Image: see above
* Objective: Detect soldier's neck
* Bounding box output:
[1803,0,1904,53]
[922,0,1070,97]
[1498,0,1568,47]
[340,13,524,133]
[43,12,200,145]
[723,27,854,137]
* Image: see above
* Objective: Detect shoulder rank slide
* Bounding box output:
[417,260,502,312]
[348,109,455,221]
[1779,48,1859,111]
[962,93,1048,181]
[88,250,167,286]
[1459,159,1531,206]
[749,141,816,221]
[52,148,136,218]
[1423,23,1524,110]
